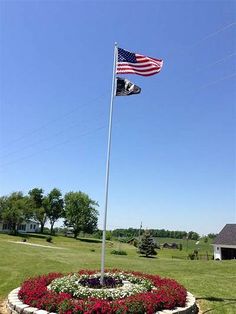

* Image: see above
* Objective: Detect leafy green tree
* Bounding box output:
[92,230,103,239]
[1,192,30,235]
[64,191,98,238]
[0,196,8,219]
[44,188,64,234]
[138,230,157,258]
[105,230,112,241]
[208,233,217,239]
[188,231,200,241]
[28,188,47,233]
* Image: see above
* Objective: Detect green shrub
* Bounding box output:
[106,231,112,241]
[188,250,199,260]
[46,236,52,243]
[188,253,195,260]
[110,250,127,255]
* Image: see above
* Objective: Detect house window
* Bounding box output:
[30,224,33,229]
[3,223,10,230]
[217,247,219,250]
[19,224,26,231]
[33,225,36,230]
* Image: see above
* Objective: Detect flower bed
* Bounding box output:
[18,270,188,314]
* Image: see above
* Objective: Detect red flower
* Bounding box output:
[18,270,187,314]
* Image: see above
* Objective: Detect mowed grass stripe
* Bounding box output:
[0,233,235,313]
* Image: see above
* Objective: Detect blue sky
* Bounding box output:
[0,1,235,235]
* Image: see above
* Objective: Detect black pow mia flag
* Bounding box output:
[116,77,141,96]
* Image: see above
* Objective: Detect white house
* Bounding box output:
[213,224,236,260]
[0,220,40,233]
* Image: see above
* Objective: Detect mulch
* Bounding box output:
[0,300,8,314]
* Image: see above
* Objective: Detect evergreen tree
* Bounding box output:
[138,231,157,257]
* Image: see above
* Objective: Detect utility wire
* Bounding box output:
[1,24,235,168]
[0,125,106,170]
[0,108,165,171]
[1,21,234,152]
[0,92,108,152]
[0,108,106,159]
[189,21,236,48]
[162,22,236,93]
[199,72,236,89]
[196,52,236,72]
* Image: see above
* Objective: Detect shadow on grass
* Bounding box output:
[197,297,236,313]
[139,255,157,258]
[7,232,58,239]
[76,238,102,243]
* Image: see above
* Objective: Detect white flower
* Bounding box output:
[49,272,154,300]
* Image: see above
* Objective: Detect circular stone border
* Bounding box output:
[6,287,198,314]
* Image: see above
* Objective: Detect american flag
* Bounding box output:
[117,47,163,77]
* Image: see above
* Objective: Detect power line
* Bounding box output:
[1,23,235,168]
[189,22,236,48]
[162,21,236,92]
[0,125,106,170]
[199,72,236,89]
[0,108,106,160]
[196,52,236,72]
[0,92,108,152]
[1,98,159,170]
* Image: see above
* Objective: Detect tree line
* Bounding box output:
[112,228,200,240]
[0,189,214,241]
[0,188,99,237]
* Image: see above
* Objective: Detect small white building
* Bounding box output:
[213,224,236,260]
[0,220,39,233]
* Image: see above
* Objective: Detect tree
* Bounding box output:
[0,192,30,235]
[138,230,157,258]
[105,230,112,241]
[188,231,200,241]
[208,233,217,239]
[64,191,98,238]
[0,196,8,219]
[28,188,47,233]
[44,188,64,234]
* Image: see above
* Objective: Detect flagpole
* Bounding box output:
[100,42,118,285]
[138,221,142,244]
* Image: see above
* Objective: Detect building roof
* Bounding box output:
[0,219,39,224]
[213,224,236,246]
[26,220,39,224]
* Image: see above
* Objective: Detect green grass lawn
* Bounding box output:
[0,233,235,313]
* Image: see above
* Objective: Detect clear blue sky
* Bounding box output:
[0,1,235,235]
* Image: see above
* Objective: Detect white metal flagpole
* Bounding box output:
[100,43,118,285]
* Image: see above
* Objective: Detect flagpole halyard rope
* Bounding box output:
[100,42,118,285]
